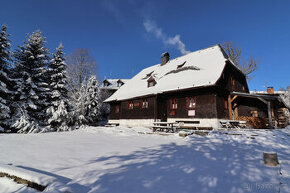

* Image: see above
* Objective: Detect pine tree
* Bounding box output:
[0,25,14,132]
[46,43,69,131]
[13,30,50,132]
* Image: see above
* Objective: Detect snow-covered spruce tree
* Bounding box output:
[0,25,15,132]
[85,75,101,125]
[46,43,69,131]
[13,30,50,133]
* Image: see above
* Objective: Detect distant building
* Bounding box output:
[105,45,287,129]
[100,79,129,97]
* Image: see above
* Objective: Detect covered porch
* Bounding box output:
[228,92,287,129]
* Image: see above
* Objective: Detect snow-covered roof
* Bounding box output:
[100,79,129,90]
[105,44,236,102]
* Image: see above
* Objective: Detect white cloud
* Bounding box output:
[143,20,190,55]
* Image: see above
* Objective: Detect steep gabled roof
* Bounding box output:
[105,44,244,102]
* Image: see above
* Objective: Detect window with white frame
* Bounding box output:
[141,99,148,108]
[187,97,196,109]
[128,101,133,110]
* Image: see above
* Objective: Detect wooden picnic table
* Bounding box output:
[152,122,179,133]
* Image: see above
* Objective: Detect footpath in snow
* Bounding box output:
[0,126,289,193]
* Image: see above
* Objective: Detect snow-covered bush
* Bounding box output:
[13,114,38,134]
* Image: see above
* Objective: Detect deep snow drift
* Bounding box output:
[0,126,289,193]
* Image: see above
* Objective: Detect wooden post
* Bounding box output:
[267,101,273,129]
[228,95,232,120]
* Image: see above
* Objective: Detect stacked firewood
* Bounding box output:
[236,116,267,129]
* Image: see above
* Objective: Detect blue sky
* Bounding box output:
[0,0,289,91]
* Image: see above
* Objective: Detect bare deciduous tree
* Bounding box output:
[222,42,259,80]
[66,49,98,90]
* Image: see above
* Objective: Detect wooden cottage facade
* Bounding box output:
[105,45,287,129]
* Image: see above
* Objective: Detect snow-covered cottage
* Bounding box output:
[104,45,286,129]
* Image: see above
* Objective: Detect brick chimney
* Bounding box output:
[161,52,170,66]
[267,87,274,94]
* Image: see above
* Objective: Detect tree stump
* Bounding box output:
[263,152,279,166]
[179,133,187,137]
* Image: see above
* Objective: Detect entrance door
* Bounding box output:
[157,97,167,122]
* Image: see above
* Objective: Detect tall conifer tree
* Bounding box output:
[0,25,14,131]
[46,43,69,130]
[13,30,50,132]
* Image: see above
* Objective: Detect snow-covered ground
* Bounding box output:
[0,126,289,193]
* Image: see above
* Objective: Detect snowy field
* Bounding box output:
[0,126,290,193]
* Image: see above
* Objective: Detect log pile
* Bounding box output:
[277,108,289,128]
[236,116,267,129]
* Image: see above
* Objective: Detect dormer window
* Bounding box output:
[117,80,124,87]
[103,80,110,87]
[147,77,156,88]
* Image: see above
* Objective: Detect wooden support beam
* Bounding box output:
[228,95,232,120]
[257,97,267,104]
[231,95,238,103]
[267,101,273,129]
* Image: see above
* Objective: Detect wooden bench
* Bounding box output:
[175,120,200,129]
[220,121,231,128]
[176,120,200,124]
[220,120,247,129]
[105,123,119,127]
